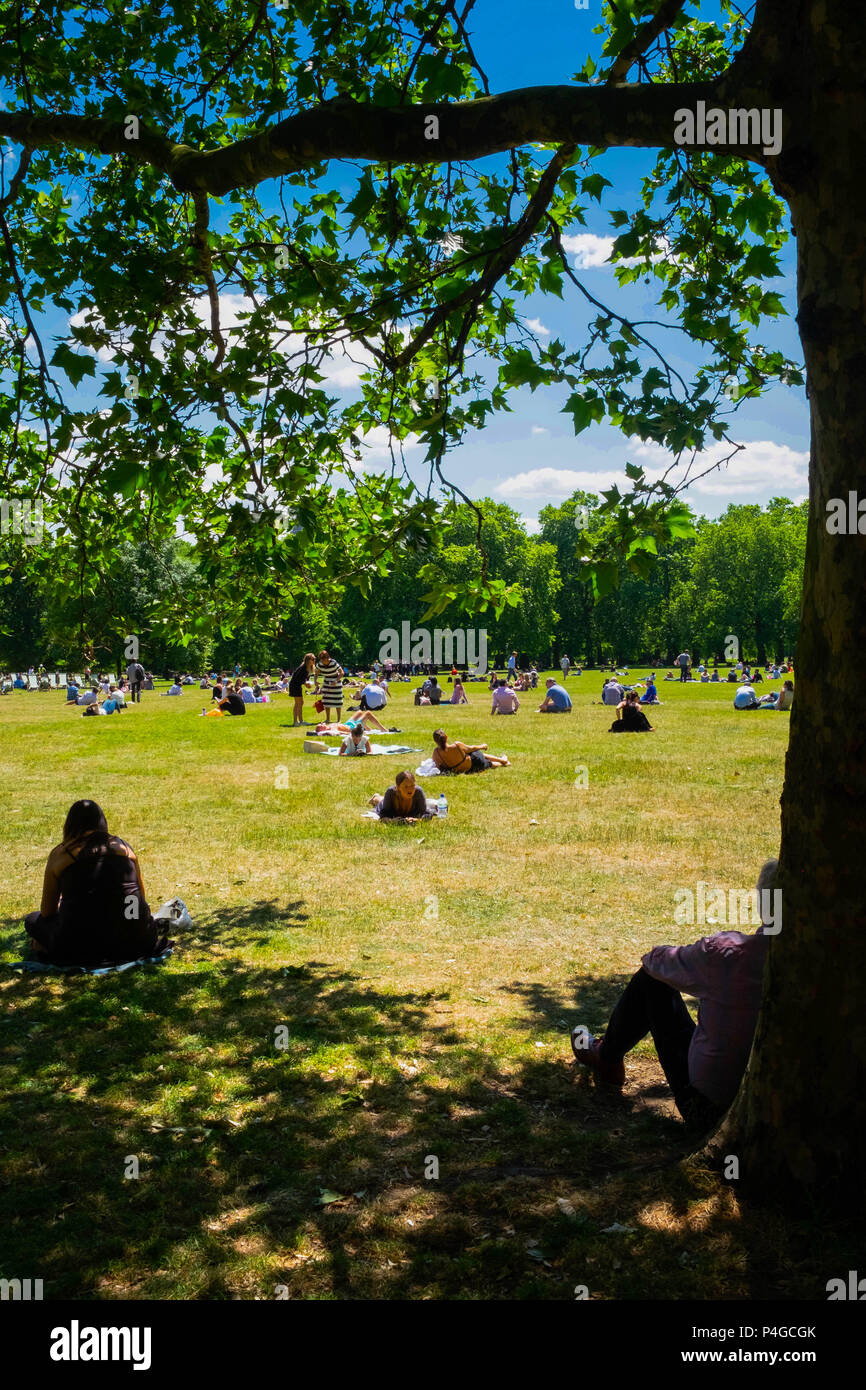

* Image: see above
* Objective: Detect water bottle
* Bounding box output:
[437,792,448,818]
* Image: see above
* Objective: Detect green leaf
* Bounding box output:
[50,343,96,387]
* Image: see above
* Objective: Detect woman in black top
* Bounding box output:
[218,689,246,715]
[289,652,316,725]
[371,771,431,822]
[609,690,654,732]
[24,800,169,967]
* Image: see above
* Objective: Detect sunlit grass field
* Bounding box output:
[3,668,848,1300]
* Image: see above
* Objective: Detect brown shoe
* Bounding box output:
[571,1029,625,1087]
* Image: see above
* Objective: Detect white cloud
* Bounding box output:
[495,438,810,506]
[630,438,809,498]
[531,425,549,436]
[521,515,542,535]
[561,232,670,271]
[561,233,617,269]
[345,424,423,472]
[497,466,616,500]
[526,317,550,336]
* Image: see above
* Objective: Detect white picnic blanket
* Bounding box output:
[311,743,421,757]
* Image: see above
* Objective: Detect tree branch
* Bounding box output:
[0,74,766,200]
[608,0,689,82]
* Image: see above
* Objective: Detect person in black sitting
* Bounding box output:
[23,800,169,967]
[609,689,655,732]
[218,687,246,715]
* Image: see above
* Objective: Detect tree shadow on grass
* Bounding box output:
[189,899,310,952]
[0,946,860,1301]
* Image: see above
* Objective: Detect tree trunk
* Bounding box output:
[714,16,866,1205]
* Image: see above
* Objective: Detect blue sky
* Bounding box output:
[430,0,809,527]
[9,0,808,527]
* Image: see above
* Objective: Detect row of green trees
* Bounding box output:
[0,493,806,672]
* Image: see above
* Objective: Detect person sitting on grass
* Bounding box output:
[757,679,794,711]
[369,770,432,822]
[23,799,171,968]
[422,675,443,705]
[101,686,126,714]
[491,679,520,715]
[571,858,779,1131]
[163,678,182,696]
[218,687,246,715]
[450,678,469,705]
[610,689,655,732]
[339,723,372,756]
[733,681,760,709]
[639,673,659,704]
[431,727,510,773]
[538,677,572,713]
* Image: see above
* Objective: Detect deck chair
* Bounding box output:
[28,674,38,689]
[57,673,67,688]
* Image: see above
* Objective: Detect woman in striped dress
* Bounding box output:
[315,649,344,722]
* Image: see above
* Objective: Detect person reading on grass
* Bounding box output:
[609,689,655,732]
[23,799,170,968]
[571,858,779,1132]
[538,678,572,713]
[339,724,371,756]
[369,770,432,822]
[431,728,510,773]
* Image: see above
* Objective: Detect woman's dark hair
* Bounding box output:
[63,799,108,843]
[395,770,413,787]
[625,690,639,703]
[433,728,447,748]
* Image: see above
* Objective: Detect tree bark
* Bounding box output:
[706,2,866,1207]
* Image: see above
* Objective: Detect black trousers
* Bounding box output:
[130,681,142,702]
[600,967,696,1102]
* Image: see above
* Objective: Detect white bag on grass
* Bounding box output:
[154,898,193,929]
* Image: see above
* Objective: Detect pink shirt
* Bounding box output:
[642,929,769,1107]
[491,687,519,713]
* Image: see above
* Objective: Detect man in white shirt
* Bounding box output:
[734,682,759,709]
[361,679,387,711]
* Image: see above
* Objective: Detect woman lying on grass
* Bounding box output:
[23,799,170,967]
[431,728,510,773]
[369,770,433,823]
[315,710,393,735]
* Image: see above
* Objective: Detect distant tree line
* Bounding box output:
[0,494,806,672]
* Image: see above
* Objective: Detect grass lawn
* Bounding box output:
[0,670,855,1300]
